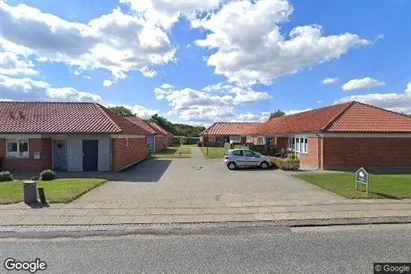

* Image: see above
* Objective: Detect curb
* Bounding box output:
[1,216,411,239]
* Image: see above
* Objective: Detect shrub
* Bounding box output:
[0,171,13,182]
[197,141,202,147]
[145,144,151,155]
[40,169,55,181]
[180,136,189,145]
[269,157,300,170]
[224,142,235,149]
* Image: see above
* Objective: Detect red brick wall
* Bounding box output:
[298,137,320,167]
[0,138,52,172]
[111,137,148,172]
[322,137,411,169]
[154,136,165,152]
[240,136,246,144]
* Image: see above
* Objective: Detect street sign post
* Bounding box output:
[355,167,369,195]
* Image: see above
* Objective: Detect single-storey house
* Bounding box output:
[200,122,261,147]
[124,116,157,152]
[249,101,411,170]
[0,102,152,173]
[147,123,173,151]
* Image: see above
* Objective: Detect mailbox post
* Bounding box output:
[355,167,369,195]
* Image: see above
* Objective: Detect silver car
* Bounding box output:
[223,149,271,170]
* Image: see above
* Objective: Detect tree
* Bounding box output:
[268,109,285,120]
[109,106,133,116]
[149,114,174,133]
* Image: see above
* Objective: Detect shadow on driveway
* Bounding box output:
[56,158,172,183]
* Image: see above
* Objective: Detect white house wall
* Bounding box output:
[67,135,111,172]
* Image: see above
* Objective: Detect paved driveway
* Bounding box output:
[73,152,345,207]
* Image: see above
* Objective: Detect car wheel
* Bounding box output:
[260,161,269,169]
[227,162,237,170]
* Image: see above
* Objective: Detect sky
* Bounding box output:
[0,0,410,125]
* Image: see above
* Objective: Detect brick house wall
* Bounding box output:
[297,137,320,167]
[0,138,52,172]
[154,136,165,152]
[111,137,148,172]
[322,137,411,169]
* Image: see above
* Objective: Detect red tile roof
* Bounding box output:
[201,122,261,135]
[124,116,156,135]
[0,102,152,135]
[148,122,173,136]
[325,102,411,133]
[254,101,411,134]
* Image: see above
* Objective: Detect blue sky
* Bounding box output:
[0,0,410,125]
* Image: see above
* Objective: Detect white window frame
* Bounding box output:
[6,139,29,158]
[289,136,308,153]
[246,136,252,143]
[209,136,216,143]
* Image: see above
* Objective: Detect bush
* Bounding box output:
[197,141,202,147]
[269,157,300,170]
[180,136,189,145]
[40,169,55,181]
[224,142,235,149]
[0,171,13,182]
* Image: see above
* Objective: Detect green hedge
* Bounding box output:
[224,142,232,149]
[269,156,300,170]
[0,171,13,182]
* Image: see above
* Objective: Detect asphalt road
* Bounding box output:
[1,224,410,274]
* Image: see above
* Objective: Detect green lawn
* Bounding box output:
[152,147,191,158]
[295,173,411,199]
[0,178,107,204]
[200,147,228,159]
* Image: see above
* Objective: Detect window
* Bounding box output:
[229,135,241,143]
[246,136,252,143]
[7,139,29,158]
[244,150,259,157]
[209,136,215,143]
[232,150,244,156]
[289,137,308,153]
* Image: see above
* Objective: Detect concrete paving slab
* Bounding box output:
[66,217,93,225]
[89,216,114,225]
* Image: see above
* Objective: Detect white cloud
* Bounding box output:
[194,0,369,86]
[0,75,101,102]
[0,51,38,76]
[202,83,271,104]
[322,77,339,85]
[102,80,113,87]
[285,109,312,115]
[336,82,411,114]
[341,77,385,91]
[0,2,176,81]
[107,104,159,119]
[120,0,222,30]
[160,83,173,89]
[154,82,271,123]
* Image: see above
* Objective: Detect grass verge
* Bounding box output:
[152,147,190,158]
[200,147,228,159]
[0,178,107,204]
[294,173,411,199]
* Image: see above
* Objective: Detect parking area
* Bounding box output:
[73,155,346,207]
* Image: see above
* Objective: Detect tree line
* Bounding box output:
[109,106,206,137]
